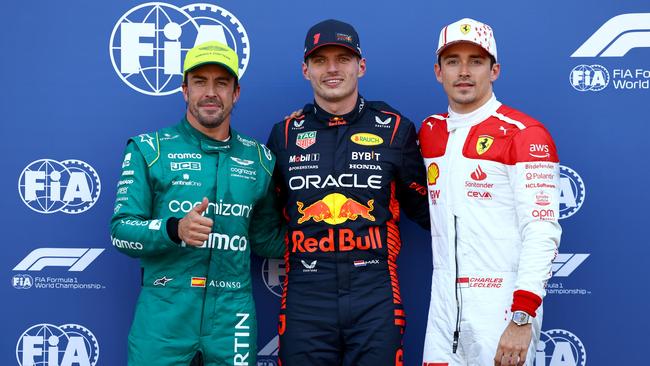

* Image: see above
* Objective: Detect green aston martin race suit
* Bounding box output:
[110,118,285,366]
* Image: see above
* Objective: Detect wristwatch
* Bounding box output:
[511,311,533,326]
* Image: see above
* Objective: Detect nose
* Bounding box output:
[458,62,470,77]
[325,59,339,73]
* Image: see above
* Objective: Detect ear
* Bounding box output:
[233,84,241,104]
[302,62,310,80]
[182,83,189,103]
[434,63,443,83]
[490,63,501,82]
[357,58,367,78]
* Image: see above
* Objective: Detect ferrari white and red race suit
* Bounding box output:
[419,95,562,365]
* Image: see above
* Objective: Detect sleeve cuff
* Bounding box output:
[166,217,182,244]
[511,289,542,317]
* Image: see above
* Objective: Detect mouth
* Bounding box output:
[322,77,344,87]
[454,81,475,88]
[199,102,223,112]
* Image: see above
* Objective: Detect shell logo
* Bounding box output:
[351,133,383,146]
[428,162,440,185]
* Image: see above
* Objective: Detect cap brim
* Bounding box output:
[304,43,361,60]
[184,61,238,80]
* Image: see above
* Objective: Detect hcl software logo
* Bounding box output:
[16,323,99,366]
[18,159,101,214]
[109,2,251,96]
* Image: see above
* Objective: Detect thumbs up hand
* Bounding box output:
[178,197,214,247]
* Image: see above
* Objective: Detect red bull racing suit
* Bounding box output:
[266,96,430,366]
[418,95,562,365]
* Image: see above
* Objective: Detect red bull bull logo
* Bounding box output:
[296,193,375,225]
[291,227,383,253]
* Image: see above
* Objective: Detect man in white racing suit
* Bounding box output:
[419,18,562,366]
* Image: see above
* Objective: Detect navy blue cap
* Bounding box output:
[304,19,362,60]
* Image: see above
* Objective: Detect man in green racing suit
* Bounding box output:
[110,41,285,366]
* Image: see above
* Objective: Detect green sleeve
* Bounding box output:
[110,141,178,258]
[249,180,286,259]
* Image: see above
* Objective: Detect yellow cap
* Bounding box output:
[183,41,239,81]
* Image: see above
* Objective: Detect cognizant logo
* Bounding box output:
[109,2,251,96]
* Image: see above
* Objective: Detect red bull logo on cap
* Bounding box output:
[296,193,375,225]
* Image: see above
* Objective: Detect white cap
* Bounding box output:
[437,18,497,62]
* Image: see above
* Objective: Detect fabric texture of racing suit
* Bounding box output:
[110,118,285,366]
[418,95,561,365]
[266,96,430,366]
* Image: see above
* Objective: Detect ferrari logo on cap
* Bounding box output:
[461,24,471,34]
[476,135,494,155]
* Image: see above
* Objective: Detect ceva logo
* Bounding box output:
[16,323,99,366]
[571,13,650,58]
[18,159,101,214]
[109,2,251,96]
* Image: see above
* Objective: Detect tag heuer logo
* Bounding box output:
[476,135,494,155]
[296,131,317,149]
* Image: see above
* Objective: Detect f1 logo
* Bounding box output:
[572,13,650,57]
[13,248,104,272]
[551,253,589,277]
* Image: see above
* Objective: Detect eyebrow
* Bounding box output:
[442,53,487,60]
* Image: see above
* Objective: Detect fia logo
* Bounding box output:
[18,159,101,214]
[559,165,586,219]
[535,329,586,366]
[16,323,100,366]
[261,258,285,297]
[569,64,609,91]
[109,3,250,96]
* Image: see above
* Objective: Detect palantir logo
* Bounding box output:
[559,165,585,219]
[109,2,251,96]
[262,259,285,297]
[535,329,586,366]
[569,64,609,91]
[16,323,99,366]
[18,159,101,214]
[14,248,105,272]
[571,13,650,57]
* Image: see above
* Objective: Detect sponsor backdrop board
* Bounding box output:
[2,1,648,365]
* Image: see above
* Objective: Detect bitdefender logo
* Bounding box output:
[18,159,101,214]
[16,323,100,366]
[109,3,250,96]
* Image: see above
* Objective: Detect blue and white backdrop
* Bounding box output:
[2,1,648,365]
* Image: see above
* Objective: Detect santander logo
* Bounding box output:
[470,165,487,181]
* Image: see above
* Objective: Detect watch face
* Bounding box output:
[513,311,530,325]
